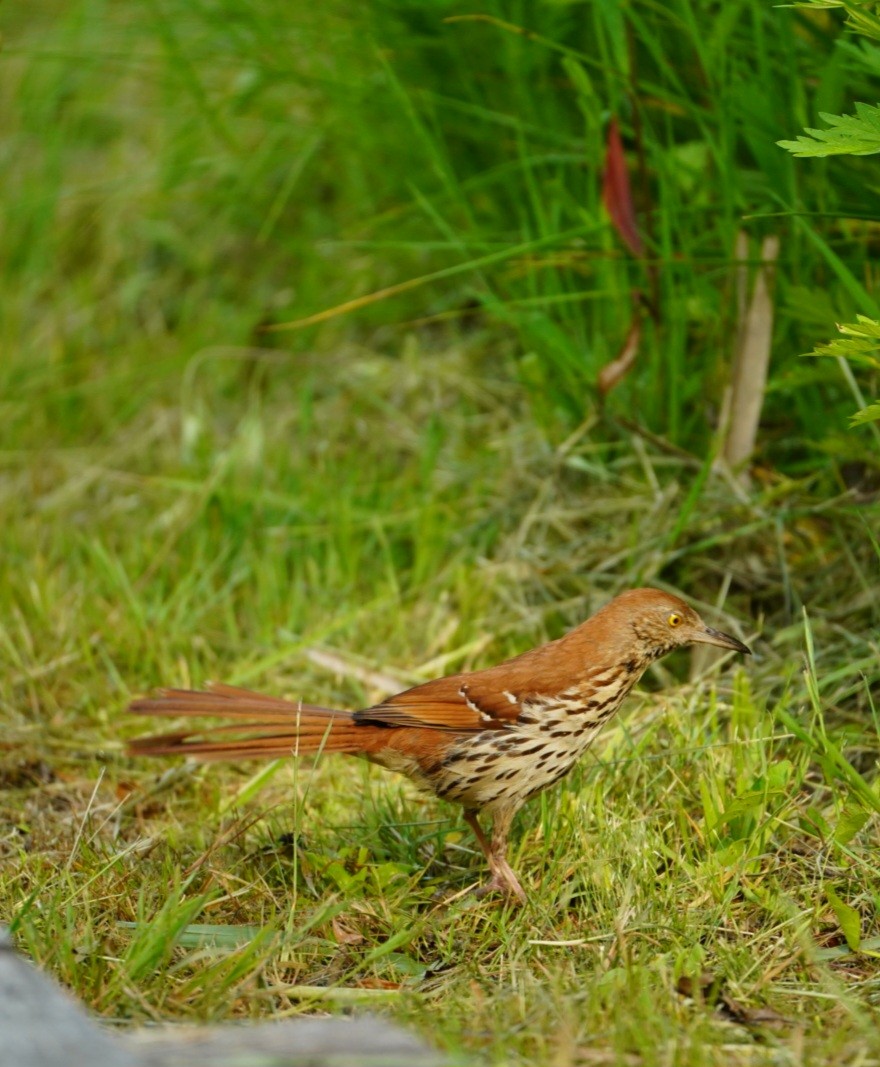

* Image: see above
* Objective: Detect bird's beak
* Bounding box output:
[696,626,751,655]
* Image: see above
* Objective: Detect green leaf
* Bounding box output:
[825,886,862,952]
[815,934,880,961]
[562,56,599,111]
[805,315,880,369]
[362,923,422,965]
[850,401,880,424]
[846,5,880,42]
[774,706,880,816]
[713,839,747,866]
[765,759,793,791]
[159,922,263,948]
[324,860,368,892]
[698,777,723,828]
[778,102,880,157]
[802,317,880,426]
[833,802,871,845]
[711,791,767,830]
[800,806,830,838]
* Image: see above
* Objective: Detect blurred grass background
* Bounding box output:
[2,2,880,1064]
[7,0,880,458]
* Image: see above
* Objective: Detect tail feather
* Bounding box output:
[129,684,332,721]
[128,683,375,760]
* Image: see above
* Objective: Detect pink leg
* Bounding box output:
[464,809,526,904]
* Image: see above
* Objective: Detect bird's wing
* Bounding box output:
[354,629,616,732]
[354,666,536,732]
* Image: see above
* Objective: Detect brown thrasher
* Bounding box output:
[130,588,750,902]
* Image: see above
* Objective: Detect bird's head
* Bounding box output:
[601,588,751,661]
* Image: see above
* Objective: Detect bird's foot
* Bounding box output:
[475,860,527,905]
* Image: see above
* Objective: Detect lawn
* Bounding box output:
[2,3,880,1065]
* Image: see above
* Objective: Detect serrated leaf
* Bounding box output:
[825,885,862,952]
[850,402,880,424]
[839,315,880,339]
[778,102,880,157]
[800,317,880,425]
[804,317,880,368]
[847,6,880,42]
[807,336,880,368]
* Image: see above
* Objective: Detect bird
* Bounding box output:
[129,588,750,903]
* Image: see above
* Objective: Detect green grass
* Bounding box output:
[3,342,879,1063]
[2,1,880,1065]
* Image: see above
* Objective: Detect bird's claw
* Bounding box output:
[475,868,527,905]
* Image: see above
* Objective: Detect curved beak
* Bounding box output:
[696,626,751,656]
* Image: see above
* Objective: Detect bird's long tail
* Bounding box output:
[128,683,375,760]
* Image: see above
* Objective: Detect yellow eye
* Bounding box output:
[668,612,682,628]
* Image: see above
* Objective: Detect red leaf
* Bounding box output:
[601,118,644,257]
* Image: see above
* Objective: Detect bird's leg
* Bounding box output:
[487,806,527,903]
[464,809,527,904]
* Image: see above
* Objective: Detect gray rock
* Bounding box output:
[130,1018,441,1066]
[0,928,443,1067]
[0,928,138,1067]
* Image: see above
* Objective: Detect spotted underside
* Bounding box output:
[370,660,645,815]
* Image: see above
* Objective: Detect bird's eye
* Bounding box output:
[668,612,682,628]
